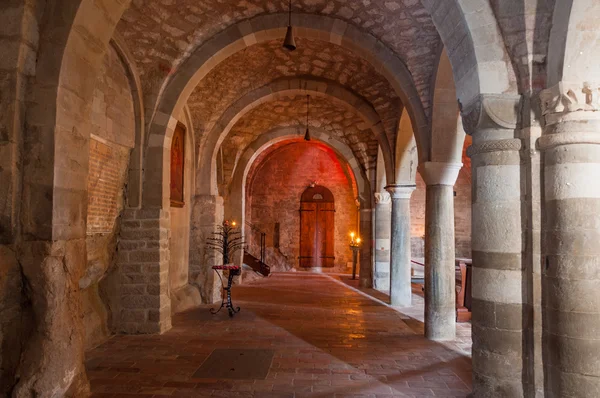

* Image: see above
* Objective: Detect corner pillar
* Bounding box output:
[539,82,600,397]
[462,94,526,397]
[420,162,462,341]
[385,184,416,307]
[190,195,224,303]
[118,208,172,334]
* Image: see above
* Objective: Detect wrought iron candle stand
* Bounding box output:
[210,265,241,317]
[206,220,244,317]
[349,233,361,280]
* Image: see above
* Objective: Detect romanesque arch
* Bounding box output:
[197,77,390,196]
[140,13,431,207]
[226,126,369,227]
[420,0,517,111]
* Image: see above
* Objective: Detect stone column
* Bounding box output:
[373,192,392,292]
[386,184,416,307]
[420,162,462,341]
[539,83,600,397]
[190,195,224,303]
[358,207,374,288]
[462,95,525,397]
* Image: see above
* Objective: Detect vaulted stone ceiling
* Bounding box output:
[186,37,400,144]
[219,94,377,188]
[117,0,440,112]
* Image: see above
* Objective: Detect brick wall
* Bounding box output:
[246,141,358,272]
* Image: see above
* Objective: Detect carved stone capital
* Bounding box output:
[460,94,520,135]
[540,82,600,119]
[418,162,462,186]
[466,139,522,158]
[374,191,391,205]
[537,82,600,149]
[385,184,416,200]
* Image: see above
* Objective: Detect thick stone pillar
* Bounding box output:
[118,208,172,334]
[386,184,415,307]
[462,95,526,397]
[190,195,224,303]
[373,192,392,292]
[420,162,462,341]
[539,83,600,397]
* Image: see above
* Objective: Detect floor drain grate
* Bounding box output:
[193,349,274,380]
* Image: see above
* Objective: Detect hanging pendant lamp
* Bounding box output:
[304,95,311,141]
[283,0,297,51]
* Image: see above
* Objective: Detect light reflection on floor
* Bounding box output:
[87,272,472,397]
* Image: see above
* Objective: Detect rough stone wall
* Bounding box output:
[246,141,357,272]
[0,1,39,393]
[81,45,135,349]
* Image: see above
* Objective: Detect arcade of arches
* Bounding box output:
[1,0,600,397]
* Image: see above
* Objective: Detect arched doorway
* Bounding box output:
[299,185,335,268]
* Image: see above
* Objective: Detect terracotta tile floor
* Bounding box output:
[87,273,472,398]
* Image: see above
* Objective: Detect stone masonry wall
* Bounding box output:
[0,1,39,393]
[81,44,135,349]
[246,141,357,272]
[117,208,171,334]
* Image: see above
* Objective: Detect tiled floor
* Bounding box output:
[87,273,472,397]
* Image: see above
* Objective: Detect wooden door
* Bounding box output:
[299,185,335,268]
[299,202,317,268]
[318,201,335,267]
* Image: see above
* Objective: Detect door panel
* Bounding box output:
[318,202,335,268]
[299,202,317,268]
[299,186,335,268]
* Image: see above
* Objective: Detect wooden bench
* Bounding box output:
[455,258,472,322]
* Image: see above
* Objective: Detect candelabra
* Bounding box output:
[349,232,361,280]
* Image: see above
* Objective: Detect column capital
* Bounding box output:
[385,184,416,199]
[418,162,462,186]
[538,81,600,150]
[540,81,600,122]
[459,94,520,135]
[374,191,391,204]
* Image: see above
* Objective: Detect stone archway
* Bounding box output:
[14,0,130,395]
[141,13,433,206]
[197,77,391,196]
